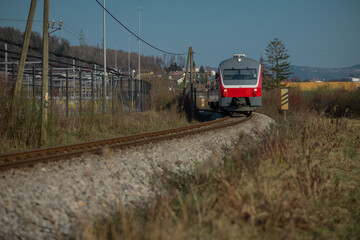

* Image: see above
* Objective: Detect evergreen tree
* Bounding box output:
[259,54,274,90]
[199,66,205,74]
[265,38,292,87]
[199,66,206,84]
[165,62,181,72]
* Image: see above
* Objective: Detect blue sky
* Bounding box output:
[1,0,359,68]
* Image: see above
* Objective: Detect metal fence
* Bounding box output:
[0,63,152,115]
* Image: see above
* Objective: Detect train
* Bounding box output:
[207,54,262,116]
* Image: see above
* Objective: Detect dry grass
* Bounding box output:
[259,88,360,119]
[0,77,188,153]
[304,88,360,118]
[81,89,360,240]
[284,82,360,91]
[0,107,188,153]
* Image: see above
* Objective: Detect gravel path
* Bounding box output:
[0,113,274,239]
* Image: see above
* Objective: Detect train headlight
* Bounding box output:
[223,89,228,97]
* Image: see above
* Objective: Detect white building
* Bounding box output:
[348,77,360,82]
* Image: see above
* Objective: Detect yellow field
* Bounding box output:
[283,82,360,91]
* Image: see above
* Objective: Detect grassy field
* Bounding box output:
[82,88,360,239]
[0,76,189,153]
[284,82,360,91]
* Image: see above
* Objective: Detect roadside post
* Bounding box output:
[281,88,289,121]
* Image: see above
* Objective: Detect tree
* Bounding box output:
[265,38,292,87]
[165,62,181,72]
[199,66,205,74]
[198,66,207,84]
[259,54,274,90]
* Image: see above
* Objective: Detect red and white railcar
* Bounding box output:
[207,54,262,116]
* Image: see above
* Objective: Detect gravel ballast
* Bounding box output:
[0,113,275,239]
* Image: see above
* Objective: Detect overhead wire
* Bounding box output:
[94,0,187,56]
[0,17,98,47]
[0,39,126,75]
[1,10,188,56]
[62,23,97,46]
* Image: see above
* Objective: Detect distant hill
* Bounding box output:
[349,64,360,69]
[0,27,164,73]
[292,65,360,81]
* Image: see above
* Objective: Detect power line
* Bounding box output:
[0,17,98,47]
[94,0,187,56]
[61,26,96,47]
[0,38,124,75]
[62,23,97,46]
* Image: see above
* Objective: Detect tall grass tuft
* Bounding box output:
[0,88,41,151]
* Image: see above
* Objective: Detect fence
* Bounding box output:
[0,63,152,116]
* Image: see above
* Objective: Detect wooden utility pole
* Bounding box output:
[12,0,37,102]
[181,47,192,108]
[184,47,191,88]
[40,0,49,147]
[189,48,194,121]
[181,47,196,121]
[7,0,37,137]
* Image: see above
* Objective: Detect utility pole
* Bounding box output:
[137,7,141,81]
[7,0,37,138]
[94,64,97,98]
[5,42,8,85]
[114,48,117,71]
[190,48,195,121]
[40,0,49,147]
[72,59,75,98]
[181,47,195,121]
[181,47,191,109]
[129,33,133,111]
[103,0,107,100]
[12,0,37,101]
[128,34,130,75]
[138,7,141,110]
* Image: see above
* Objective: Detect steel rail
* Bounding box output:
[0,115,251,171]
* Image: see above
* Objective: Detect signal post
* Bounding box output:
[281,88,289,121]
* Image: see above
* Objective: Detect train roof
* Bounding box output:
[219,56,259,69]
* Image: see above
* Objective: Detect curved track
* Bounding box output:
[0,115,251,171]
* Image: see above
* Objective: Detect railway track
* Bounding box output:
[0,115,251,171]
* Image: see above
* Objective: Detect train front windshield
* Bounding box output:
[223,69,257,85]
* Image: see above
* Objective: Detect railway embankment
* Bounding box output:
[82,88,360,239]
[0,113,274,239]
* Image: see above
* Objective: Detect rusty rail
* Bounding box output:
[0,115,251,171]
